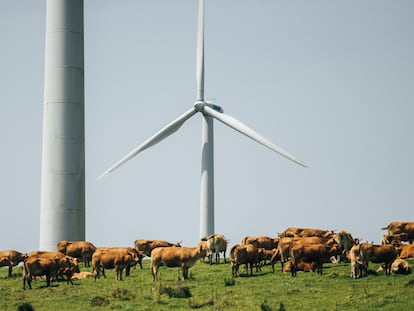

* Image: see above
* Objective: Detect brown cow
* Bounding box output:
[349,244,366,279]
[93,247,141,281]
[201,233,229,264]
[381,233,409,245]
[0,250,28,277]
[150,243,209,281]
[229,244,266,277]
[71,271,95,280]
[134,239,181,257]
[382,221,414,243]
[333,230,357,262]
[377,259,412,275]
[279,227,334,239]
[358,243,398,276]
[57,240,97,267]
[289,243,341,277]
[283,261,317,273]
[260,248,279,272]
[277,236,338,271]
[242,236,279,250]
[23,252,79,289]
[27,251,80,284]
[398,244,414,259]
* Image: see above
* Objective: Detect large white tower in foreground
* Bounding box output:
[39,0,85,250]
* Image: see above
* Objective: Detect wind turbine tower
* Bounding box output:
[99,0,307,240]
[39,0,85,250]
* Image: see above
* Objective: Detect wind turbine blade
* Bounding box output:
[98,107,198,180]
[196,0,205,101]
[203,105,308,167]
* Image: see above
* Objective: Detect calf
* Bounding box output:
[283,261,317,273]
[229,244,265,277]
[150,243,208,281]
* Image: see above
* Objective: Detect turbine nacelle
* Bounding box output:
[194,101,224,114]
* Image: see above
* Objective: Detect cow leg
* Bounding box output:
[182,266,189,280]
[385,263,391,275]
[249,262,254,276]
[94,266,101,281]
[318,262,323,275]
[115,267,124,281]
[46,274,51,287]
[291,260,296,277]
[23,275,31,290]
[151,264,158,282]
[231,262,238,277]
[280,261,285,273]
[102,267,107,278]
[27,276,32,289]
[83,256,88,268]
[8,265,13,278]
[65,272,74,285]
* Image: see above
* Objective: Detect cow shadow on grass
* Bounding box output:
[237,273,261,278]
[237,271,274,277]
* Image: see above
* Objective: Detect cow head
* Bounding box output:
[198,242,210,258]
[130,249,145,269]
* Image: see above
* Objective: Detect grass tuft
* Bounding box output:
[111,287,136,300]
[189,298,214,309]
[405,278,414,287]
[158,283,192,298]
[90,296,110,307]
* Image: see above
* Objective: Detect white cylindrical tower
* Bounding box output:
[200,114,215,239]
[39,0,85,250]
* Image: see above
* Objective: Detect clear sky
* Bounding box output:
[1,0,413,252]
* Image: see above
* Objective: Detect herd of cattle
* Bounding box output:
[1,221,413,289]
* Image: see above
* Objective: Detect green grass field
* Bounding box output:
[1,259,413,310]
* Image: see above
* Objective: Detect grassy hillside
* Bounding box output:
[1,259,413,310]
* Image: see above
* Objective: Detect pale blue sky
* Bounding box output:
[1,0,413,252]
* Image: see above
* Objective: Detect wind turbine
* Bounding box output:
[99,0,307,239]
